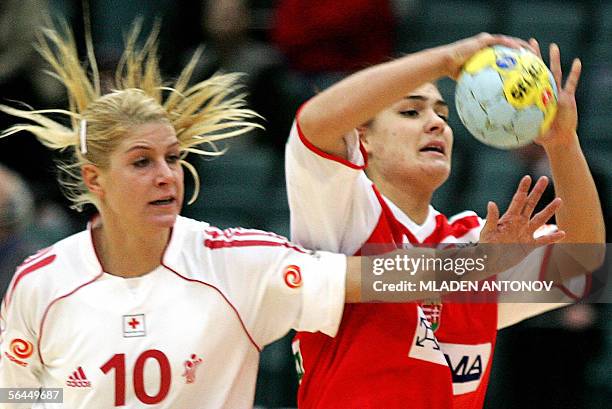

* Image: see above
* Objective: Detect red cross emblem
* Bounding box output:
[123,314,146,337]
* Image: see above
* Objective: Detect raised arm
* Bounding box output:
[298,33,532,158]
[530,40,606,278]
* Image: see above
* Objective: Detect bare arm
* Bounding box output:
[530,40,606,279]
[298,33,532,158]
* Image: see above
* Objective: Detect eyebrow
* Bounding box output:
[124,141,180,154]
[404,95,449,108]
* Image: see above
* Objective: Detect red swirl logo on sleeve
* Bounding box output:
[283,265,303,289]
[10,338,34,359]
[4,338,34,367]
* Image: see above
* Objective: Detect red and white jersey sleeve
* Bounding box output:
[0,216,346,409]
[0,250,51,407]
[192,225,347,345]
[285,114,380,254]
[496,244,589,329]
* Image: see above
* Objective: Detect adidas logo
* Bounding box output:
[66,367,91,387]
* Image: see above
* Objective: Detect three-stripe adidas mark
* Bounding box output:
[66,366,91,387]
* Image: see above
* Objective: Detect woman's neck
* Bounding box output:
[92,218,171,278]
[370,173,434,225]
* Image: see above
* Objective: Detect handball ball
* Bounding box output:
[455,46,558,149]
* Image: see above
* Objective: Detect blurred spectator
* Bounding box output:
[168,0,285,167]
[189,0,282,94]
[271,0,395,74]
[263,0,398,154]
[0,165,36,298]
[0,0,63,101]
[0,163,77,300]
[195,0,283,154]
[0,0,66,208]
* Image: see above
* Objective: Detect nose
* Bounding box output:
[155,161,175,186]
[424,112,446,135]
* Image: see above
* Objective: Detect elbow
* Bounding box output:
[590,242,606,271]
[569,242,606,273]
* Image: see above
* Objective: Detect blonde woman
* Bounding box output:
[0,25,563,408]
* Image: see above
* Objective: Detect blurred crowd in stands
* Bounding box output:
[0,1,609,408]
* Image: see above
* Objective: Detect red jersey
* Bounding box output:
[285,112,587,409]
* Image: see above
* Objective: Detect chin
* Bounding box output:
[147,213,179,229]
[418,165,450,188]
[420,161,449,175]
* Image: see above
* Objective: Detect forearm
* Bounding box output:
[297,33,530,156]
[298,47,449,157]
[543,135,606,280]
[544,134,605,244]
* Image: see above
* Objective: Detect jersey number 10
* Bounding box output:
[101,350,171,406]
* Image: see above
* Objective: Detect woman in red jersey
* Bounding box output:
[285,33,604,408]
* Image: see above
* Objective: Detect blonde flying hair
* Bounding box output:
[0,22,260,211]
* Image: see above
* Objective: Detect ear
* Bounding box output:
[357,125,372,157]
[82,164,105,200]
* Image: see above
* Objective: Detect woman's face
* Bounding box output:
[95,122,184,230]
[363,83,453,190]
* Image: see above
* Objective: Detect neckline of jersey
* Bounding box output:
[79,216,186,278]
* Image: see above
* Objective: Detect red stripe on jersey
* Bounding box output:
[554,282,582,301]
[423,214,481,244]
[554,273,592,302]
[38,273,104,365]
[163,263,262,352]
[21,246,53,265]
[204,227,287,242]
[538,245,553,281]
[204,238,308,254]
[295,103,368,170]
[537,244,589,300]
[6,255,57,306]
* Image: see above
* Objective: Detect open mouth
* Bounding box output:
[419,141,446,156]
[150,197,175,206]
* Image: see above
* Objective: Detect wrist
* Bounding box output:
[541,131,580,154]
[426,46,458,79]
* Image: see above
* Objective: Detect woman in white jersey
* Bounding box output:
[286,34,605,408]
[0,24,564,408]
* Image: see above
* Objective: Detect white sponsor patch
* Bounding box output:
[438,342,491,395]
[408,306,447,366]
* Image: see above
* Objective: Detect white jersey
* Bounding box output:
[0,216,346,408]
